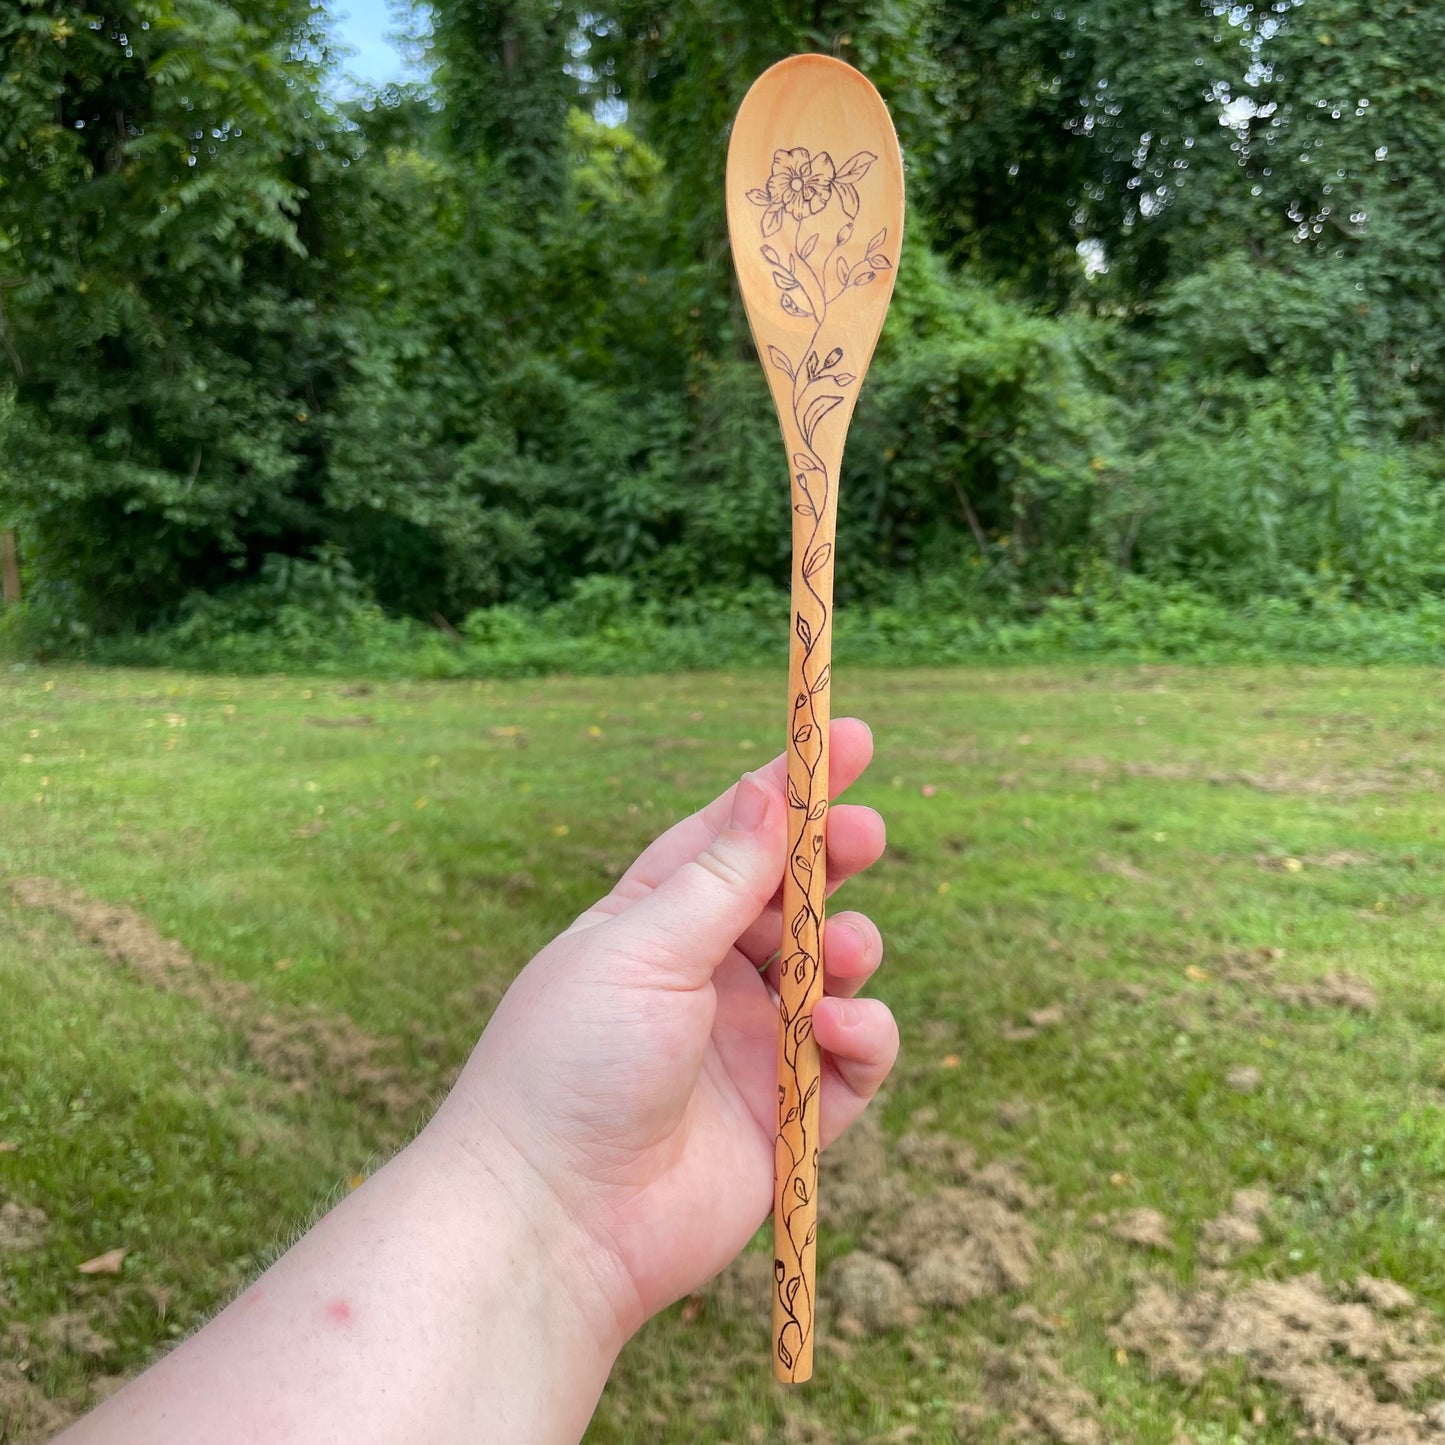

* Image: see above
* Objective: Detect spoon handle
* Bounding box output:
[773,375,837,1385]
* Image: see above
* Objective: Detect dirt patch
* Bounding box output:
[7,877,425,1117]
[822,1111,912,1232]
[894,1127,977,1184]
[1208,764,1391,796]
[1275,972,1378,1013]
[1215,945,1285,984]
[87,1374,128,1404]
[1312,851,1378,869]
[1355,1273,1416,1315]
[1095,855,1150,882]
[1212,946,1378,1014]
[1225,1064,1262,1094]
[1071,757,1397,797]
[1236,768,1404,803]
[1199,1187,1270,1265]
[304,714,375,728]
[0,1199,47,1254]
[974,1160,1041,1212]
[706,1116,1041,1349]
[1000,1006,1067,1043]
[996,1100,1031,1131]
[1216,768,1396,798]
[244,1012,423,1114]
[700,1249,774,1323]
[1124,760,1197,783]
[1109,1207,1174,1253]
[1254,852,1298,873]
[827,1251,918,1333]
[9,877,213,996]
[0,1363,72,1441]
[862,1177,1038,1316]
[982,1344,1104,1445]
[1114,1270,1445,1442]
[1256,850,1379,873]
[41,1312,115,1360]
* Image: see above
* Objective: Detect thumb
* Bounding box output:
[602,772,786,987]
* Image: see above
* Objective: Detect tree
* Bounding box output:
[0,0,345,627]
[425,0,583,191]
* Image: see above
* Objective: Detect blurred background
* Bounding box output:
[2,1,1443,667]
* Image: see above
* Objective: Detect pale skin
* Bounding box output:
[57,718,897,1445]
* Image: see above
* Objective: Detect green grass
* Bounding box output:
[3,663,1444,1441]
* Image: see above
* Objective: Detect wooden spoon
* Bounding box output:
[726,54,904,1384]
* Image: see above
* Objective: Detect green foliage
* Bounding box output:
[843,244,1113,599]
[75,568,1445,680]
[0,0,342,628]
[425,0,587,188]
[3,0,1444,656]
[316,101,699,615]
[916,0,1445,442]
[590,0,939,328]
[1092,342,1445,609]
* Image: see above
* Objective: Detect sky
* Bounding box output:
[327,0,426,89]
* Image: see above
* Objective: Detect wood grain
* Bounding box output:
[726,53,903,1385]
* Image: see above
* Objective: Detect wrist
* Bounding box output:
[414,1099,646,1363]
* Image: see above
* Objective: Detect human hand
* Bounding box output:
[425,718,897,1343]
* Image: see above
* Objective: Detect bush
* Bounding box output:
[21,569,1436,679]
[841,246,1115,603]
[1100,362,1445,607]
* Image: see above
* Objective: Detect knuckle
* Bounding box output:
[690,843,752,896]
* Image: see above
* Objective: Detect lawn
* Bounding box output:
[3,662,1444,1442]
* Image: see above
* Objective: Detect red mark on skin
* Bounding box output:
[243,1289,264,1308]
[324,1298,354,1326]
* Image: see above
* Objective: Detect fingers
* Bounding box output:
[815,997,900,1149]
[591,719,875,924]
[736,804,885,966]
[595,772,787,988]
[761,910,882,999]
[705,717,874,838]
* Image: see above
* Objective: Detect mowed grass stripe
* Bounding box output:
[0,904,387,1428]
[8,875,429,1120]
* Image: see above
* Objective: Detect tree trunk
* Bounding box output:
[1,528,21,606]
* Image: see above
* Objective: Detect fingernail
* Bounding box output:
[729,773,769,832]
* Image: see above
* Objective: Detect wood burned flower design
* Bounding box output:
[747,145,878,240]
[745,147,887,317]
[765,146,835,222]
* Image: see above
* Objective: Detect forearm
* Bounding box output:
[58,1124,627,1445]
